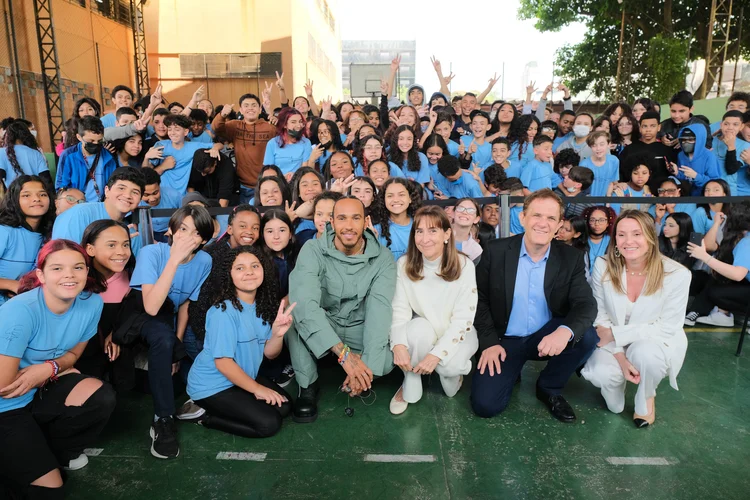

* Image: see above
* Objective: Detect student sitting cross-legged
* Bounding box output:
[389,206,479,414]
[129,205,214,459]
[187,246,296,438]
[0,240,115,498]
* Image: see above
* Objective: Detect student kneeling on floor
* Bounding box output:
[0,240,116,499]
[187,246,297,438]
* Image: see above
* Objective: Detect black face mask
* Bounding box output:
[319,141,333,150]
[287,129,303,140]
[84,141,102,154]
[681,142,695,154]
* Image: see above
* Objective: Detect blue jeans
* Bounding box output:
[180,326,204,385]
[239,185,255,205]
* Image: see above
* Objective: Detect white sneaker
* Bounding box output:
[684,312,699,326]
[696,310,735,327]
[389,386,408,415]
[176,399,206,421]
[64,453,89,471]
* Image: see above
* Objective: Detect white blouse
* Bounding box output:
[390,255,478,365]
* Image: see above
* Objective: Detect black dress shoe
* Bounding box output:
[293,381,319,423]
[536,386,576,423]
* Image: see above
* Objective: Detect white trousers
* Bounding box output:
[401,318,478,403]
[581,339,669,416]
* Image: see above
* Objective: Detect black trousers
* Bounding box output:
[195,376,291,438]
[0,374,116,496]
[470,318,598,418]
[690,277,750,315]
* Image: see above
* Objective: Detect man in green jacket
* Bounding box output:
[288,197,396,423]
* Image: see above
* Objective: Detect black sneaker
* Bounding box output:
[149,417,179,459]
[276,365,296,388]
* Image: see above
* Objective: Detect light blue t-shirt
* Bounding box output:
[155,140,211,196]
[733,235,750,282]
[188,130,213,143]
[712,135,750,194]
[0,288,102,412]
[447,140,460,157]
[588,235,611,274]
[101,113,117,129]
[690,207,715,235]
[187,300,271,401]
[0,226,43,306]
[460,136,493,169]
[83,154,108,202]
[142,184,182,234]
[553,132,572,151]
[295,218,316,234]
[510,141,537,172]
[353,160,404,179]
[0,145,49,186]
[508,205,524,235]
[609,186,651,214]
[262,137,313,177]
[374,219,413,261]
[398,152,431,184]
[52,201,143,257]
[130,242,212,312]
[520,159,555,192]
[432,170,483,199]
[581,155,620,197]
[649,204,698,233]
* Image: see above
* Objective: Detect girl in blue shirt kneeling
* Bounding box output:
[187,246,296,438]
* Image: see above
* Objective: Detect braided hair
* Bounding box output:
[388,125,421,173]
[3,121,39,177]
[212,245,280,326]
[373,177,422,247]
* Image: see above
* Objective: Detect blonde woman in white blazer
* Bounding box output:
[389,206,479,415]
[581,210,690,428]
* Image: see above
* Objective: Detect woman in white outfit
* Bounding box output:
[389,206,479,414]
[581,209,690,427]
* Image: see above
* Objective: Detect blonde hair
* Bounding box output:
[405,206,462,282]
[586,130,611,147]
[603,210,665,296]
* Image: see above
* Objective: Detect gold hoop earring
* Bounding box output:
[614,247,621,258]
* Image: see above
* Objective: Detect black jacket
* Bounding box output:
[474,234,597,352]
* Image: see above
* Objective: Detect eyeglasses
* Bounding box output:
[364,145,383,151]
[590,218,608,224]
[455,206,477,214]
[657,188,679,195]
[60,195,85,205]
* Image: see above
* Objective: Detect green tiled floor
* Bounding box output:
[66,328,749,499]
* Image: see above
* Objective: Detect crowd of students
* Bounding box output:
[1,54,749,498]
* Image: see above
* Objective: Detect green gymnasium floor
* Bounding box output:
[66,327,749,500]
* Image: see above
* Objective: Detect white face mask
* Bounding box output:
[573,125,590,138]
[489,110,497,122]
[30,130,38,138]
[567,185,578,193]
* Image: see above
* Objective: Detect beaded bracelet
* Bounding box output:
[337,345,351,365]
[44,360,60,382]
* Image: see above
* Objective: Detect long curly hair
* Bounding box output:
[374,177,422,247]
[388,125,421,173]
[3,121,39,177]
[355,134,387,176]
[508,115,540,161]
[212,245,280,325]
[582,205,617,237]
[0,175,56,237]
[384,105,422,144]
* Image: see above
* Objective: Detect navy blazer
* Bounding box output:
[474,234,597,352]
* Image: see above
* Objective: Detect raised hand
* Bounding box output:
[526,81,538,96]
[274,71,286,90]
[191,84,205,103]
[443,72,456,86]
[365,215,378,238]
[430,55,442,74]
[487,73,500,88]
[468,140,478,155]
[330,174,357,193]
[271,299,297,338]
[304,79,314,97]
[169,227,203,263]
[390,54,401,73]
[380,78,389,96]
[429,109,438,125]
[262,81,273,103]
[221,104,234,117]
[542,83,553,98]
[284,200,298,221]
[150,83,163,107]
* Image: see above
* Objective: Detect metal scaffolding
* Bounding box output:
[699,0,734,98]
[130,0,150,98]
[32,0,64,151]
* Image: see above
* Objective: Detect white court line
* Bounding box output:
[216,452,267,461]
[363,454,436,463]
[83,448,103,457]
[606,457,673,466]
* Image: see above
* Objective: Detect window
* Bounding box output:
[91,0,131,27]
[179,53,282,78]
